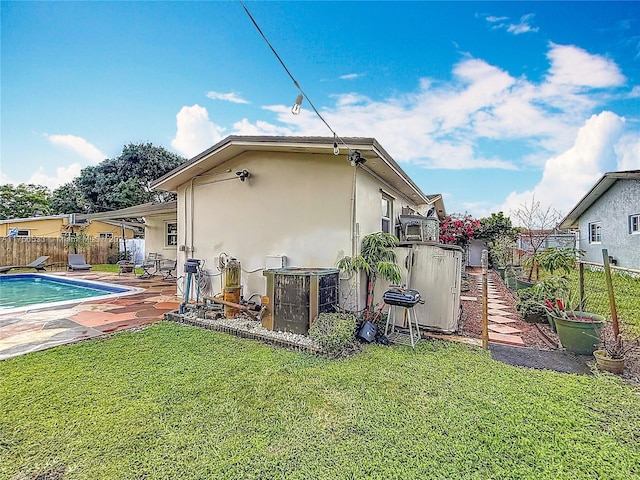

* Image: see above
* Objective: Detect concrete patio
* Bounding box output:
[0,271,181,361]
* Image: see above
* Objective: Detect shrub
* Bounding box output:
[308,313,357,356]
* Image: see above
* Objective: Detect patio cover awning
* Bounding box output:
[73,201,177,223]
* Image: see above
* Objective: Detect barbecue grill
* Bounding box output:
[383,287,424,348]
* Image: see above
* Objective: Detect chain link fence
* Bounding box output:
[576,261,640,335]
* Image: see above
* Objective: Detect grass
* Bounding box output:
[1,322,639,479]
[551,267,640,335]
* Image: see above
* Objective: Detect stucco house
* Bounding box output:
[559,170,640,269]
[0,214,138,239]
[150,136,446,309]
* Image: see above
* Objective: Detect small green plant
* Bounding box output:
[308,312,357,356]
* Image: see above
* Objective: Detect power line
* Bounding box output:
[239,1,353,155]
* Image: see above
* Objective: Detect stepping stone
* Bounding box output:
[488,303,509,309]
[489,332,525,346]
[488,309,512,316]
[488,324,522,335]
[488,315,518,324]
[460,296,477,301]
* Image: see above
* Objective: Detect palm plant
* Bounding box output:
[338,232,402,316]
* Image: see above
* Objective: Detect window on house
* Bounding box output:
[166,222,178,246]
[589,222,602,243]
[381,194,393,234]
[16,229,30,237]
[99,232,114,239]
[630,214,640,234]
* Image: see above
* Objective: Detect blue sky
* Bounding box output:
[2,1,639,219]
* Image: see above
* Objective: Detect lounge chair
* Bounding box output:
[0,255,50,274]
[68,254,92,271]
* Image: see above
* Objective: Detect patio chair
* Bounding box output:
[117,260,134,275]
[0,255,50,274]
[135,252,159,278]
[158,259,177,280]
[68,254,92,271]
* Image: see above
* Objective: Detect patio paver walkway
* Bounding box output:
[472,273,525,347]
[0,271,181,360]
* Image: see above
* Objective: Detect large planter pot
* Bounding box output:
[495,267,506,280]
[550,311,605,355]
[593,349,625,374]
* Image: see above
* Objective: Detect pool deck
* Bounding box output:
[0,271,181,361]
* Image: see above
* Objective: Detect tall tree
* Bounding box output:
[50,181,91,214]
[0,183,51,219]
[66,143,186,212]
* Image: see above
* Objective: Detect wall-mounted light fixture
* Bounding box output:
[349,150,366,167]
[236,169,250,182]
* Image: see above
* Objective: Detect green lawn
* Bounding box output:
[1,322,639,479]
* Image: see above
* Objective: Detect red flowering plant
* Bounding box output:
[439,214,480,248]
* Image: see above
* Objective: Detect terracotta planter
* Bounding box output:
[593,349,625,374]
[549,311,604,355]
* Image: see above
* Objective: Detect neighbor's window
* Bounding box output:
[381,194,393,233]
[166,222,178,246]
[16,229,30,237]
[589,222,602,243]
[630,214,640,234]
[99,232,114,239]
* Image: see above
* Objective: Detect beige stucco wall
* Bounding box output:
[143,214,177,260]
[170,150,425,308]
[175,151,353,298]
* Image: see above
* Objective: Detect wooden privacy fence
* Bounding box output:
[0,238,119,267]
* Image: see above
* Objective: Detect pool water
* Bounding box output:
[0,274,133,310]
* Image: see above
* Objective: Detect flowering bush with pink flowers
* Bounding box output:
[439,214,480,247]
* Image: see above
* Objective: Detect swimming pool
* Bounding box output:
[0,274,144,313]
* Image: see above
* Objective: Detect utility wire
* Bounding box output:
[239,1,353,154]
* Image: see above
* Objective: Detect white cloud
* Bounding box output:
[46,134,106,163]
[484,13,538,35]
[206,91,249,104]
[28,163,84,190]
[546,43,626,89]
[614,132,640,170]
[500,111,626,217]
[339,73,364,80]
[171,104,226,158]
[507,14,539,35]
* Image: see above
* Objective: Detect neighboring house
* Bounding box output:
[0,214,138,239]
[517,230,576,252]
[150,136,446,309]
[559,170,640,269]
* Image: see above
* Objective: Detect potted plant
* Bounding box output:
[593,328,640,374]
[515,288,548,324]
[544,298,605,355]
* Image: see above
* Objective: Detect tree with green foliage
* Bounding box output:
[0,183,51,220]
[50,181,91,214]
[476,212,520,268]
[63,143,186,213]
[476,212,519,243]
